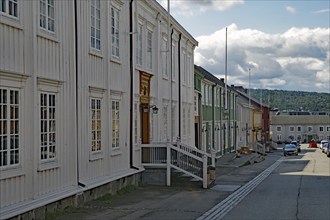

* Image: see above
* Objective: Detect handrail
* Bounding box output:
[139,141,214,188]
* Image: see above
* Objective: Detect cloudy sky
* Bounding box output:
[158,0,330,93]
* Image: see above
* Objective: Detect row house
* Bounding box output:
[194,65,237,156]
[233,87,271,152]
[271,114,330,143]
[0,0,197,218]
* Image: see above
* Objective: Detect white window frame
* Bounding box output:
[91,97,102,152]
[146,28,153,70]
[277,134,282,141]
[171,102,176,142]
[307,126,313,132]
[163,104,168,141]
[111,6,120,58]
[111,91,122,153]
[276,126,281,132]
[171,42,176,80]
[111,100,120,149]
[319,126,324,132]
[91,0,101,50]
[0,0,18,19]
[297,126,301,132]
[89,87,105,160]
[182,49,187,84]
[0,88,20,168]
[136,22,143,66]
[162,35,168,77]
[326,126,330,132]
[39,0,55,33]
[289,126,294,132]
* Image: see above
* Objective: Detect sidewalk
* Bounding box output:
[54,150,282,220]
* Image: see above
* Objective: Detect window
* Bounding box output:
[163,105,168,141]
[91,98,101,152]
[40,92,56,161]
[182,50,187,83]
[172,43,176,79]
[171,104,176,141]
[162,36,168,77]
[0,0,18,18]
[183,105,186,137]
[308,126,313,132]
[0,88,19,167]
[276,126,281,132]
[277,134,282,141]
[146,29,153,70]
[112,100,120,148]
[319,126,324,132]
[136,23,142,66]
[40,0,55,32]
[289,126,294,132]
[111,6,120,58]
[297,126,301,132]
[187,106,191,137]
[326,126,330,132]
[134,103,138,144]
[91,0,101,50]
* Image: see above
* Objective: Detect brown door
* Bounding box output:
[140,104,150,144]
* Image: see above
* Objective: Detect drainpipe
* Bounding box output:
[129,0,139,170]
[74,0,84,187]
[211,85,215,150]
[178,33,182,139]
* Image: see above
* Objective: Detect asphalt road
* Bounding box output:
[222,144,330,220]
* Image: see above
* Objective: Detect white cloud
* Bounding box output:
[194,24,330,92]
[312,8,330,14]
[286,6,297,14]
[157,0,244,17]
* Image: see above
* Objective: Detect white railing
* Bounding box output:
[140,141,215,188]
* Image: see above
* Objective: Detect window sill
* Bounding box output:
[89,151,104,161]
[0,14,22,30]
[37,29,59,43]
[110,56,122,65]
[111,148,122,156]
[37,160,60,172]
[0,165,24,180]
[89,48,103,59]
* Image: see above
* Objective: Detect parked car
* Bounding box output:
[320,140,329,150]
[325,144,330,157]
[309,139,317,148]
[322,142,329,154]
[290,141,301,153]
[283,144,298,156]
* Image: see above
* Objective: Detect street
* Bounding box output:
[222,144,330,220]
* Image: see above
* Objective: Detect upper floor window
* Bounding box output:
[161,36,168,77]
[289,126,294,132]
[136,23,143,66]
[0,88,19,167]
[327,126,330,132]
[146,29,153,70]
[297,126,301,132]
[276,126,281,132]
[319,126,324,132]
[91,0,101,50]
[40,0,55,32]
[40,92,56,161]
[0,0,18,18]
[111,6,120,58]
[307,126,313,132]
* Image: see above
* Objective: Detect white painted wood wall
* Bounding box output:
[0,0,197,216]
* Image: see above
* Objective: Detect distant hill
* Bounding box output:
[249,89,330,112]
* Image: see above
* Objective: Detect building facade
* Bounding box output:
[0,0,197,218]
[194,65,237,156]
[271,114,330,143]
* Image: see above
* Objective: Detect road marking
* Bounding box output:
[197,157,285,220]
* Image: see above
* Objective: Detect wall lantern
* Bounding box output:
[150,105,158,114]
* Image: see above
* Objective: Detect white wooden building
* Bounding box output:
[0,0,197,218]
